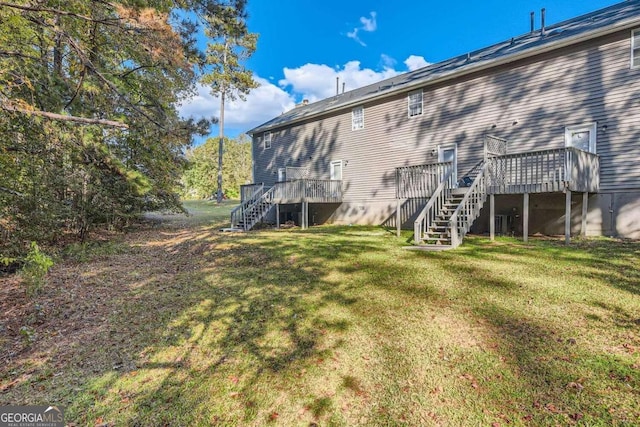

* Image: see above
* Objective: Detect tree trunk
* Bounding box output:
[216,40,228,204]
[216,90,224,203]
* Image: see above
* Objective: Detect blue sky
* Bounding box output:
[178,0,622,141]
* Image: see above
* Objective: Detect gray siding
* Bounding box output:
[253,29,640,216]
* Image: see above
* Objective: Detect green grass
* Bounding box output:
[1,202,639,426]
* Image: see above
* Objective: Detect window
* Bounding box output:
[632,29,640,68]
[330,160,343,180]
[263,132,272,149]
[352,106,364,130]
[277,168,286,182]
[565,123,597,153]
[408,90,423,117]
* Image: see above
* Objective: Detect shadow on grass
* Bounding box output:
[59,225,387,425]
[399,237,640,424]
[3,222,638,425]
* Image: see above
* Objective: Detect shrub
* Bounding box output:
[21,242,54,296]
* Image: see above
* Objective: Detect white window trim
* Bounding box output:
[330,160,343,180]
[352,106,364,130]
[277,167,286,182]
[408,90,423,118]
[437,144,458,186]
[631,29,640,69]
[565,122,597,153]
[263,132,272,149]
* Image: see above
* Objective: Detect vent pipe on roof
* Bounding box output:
[541,8,546,36]
[342,82,345,94]
[530,11,535,34]
[336,77,339,96]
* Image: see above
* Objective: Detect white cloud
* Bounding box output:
[380,53,397,69]
[404,55,431,71]
[279,60,401,102]
[178,76,296,131]
[360,11,377,31]
[347,11,377,46]
[178,54,431,134]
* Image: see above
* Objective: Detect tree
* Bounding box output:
[0,0,248,257]
[181,134,252,200]
[201,6,258,203]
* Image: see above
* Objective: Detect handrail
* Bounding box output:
[230,183,264,228]
[239,185,277,230]
[449,162,489,248]
[413,165,455,244]
[240,183,264,203]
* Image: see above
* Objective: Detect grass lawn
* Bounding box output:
[1,199,639,426]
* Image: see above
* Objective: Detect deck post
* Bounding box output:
[489,194,495,241]
[581,192,588,237]
[396,199,401,237]
[523,193,529,243]
[276,203,280,228]
[565,190,572,245]
[301,201,308,230]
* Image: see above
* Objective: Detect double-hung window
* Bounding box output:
[632,29,640,68]
[263,132,272,149]
[408,90,423,117]
[330,160,343,181]
[352,106,364,130]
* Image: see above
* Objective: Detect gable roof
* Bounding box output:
[248,1,640,136]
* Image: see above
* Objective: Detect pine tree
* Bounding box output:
[201,5,257,203]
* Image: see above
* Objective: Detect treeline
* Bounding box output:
[181,135,252,200]
[0,1,251,259]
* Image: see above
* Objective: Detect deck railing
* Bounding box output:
[240,183,264,203]
[566,148,600,192]
[450,162,489,248]
[487,147,599,194]
[268,179,343,204]
[413,167,455,244]
[396,161,453,199]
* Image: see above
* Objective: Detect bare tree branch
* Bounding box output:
[1,104,129,128]
[0,51,39,60]
[0,186,25,197]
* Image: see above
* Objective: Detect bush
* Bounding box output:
[21,242,54,297]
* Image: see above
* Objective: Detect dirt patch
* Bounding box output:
[0,216,216,402]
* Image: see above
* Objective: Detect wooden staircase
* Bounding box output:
[230,185,275,231]
[419,191,465,247]
[411,162,489,251]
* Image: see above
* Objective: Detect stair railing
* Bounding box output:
[449,161,489,248]
[413,165,455,244]
[230,183,264,228]
[240,185,278,230]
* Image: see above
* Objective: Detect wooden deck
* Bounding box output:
[396,148,599,199]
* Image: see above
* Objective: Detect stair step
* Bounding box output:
[404,244,454,251]
[423,239,451,245]
[425,232,449,238]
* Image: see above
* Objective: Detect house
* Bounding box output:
[234,1,640,249]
